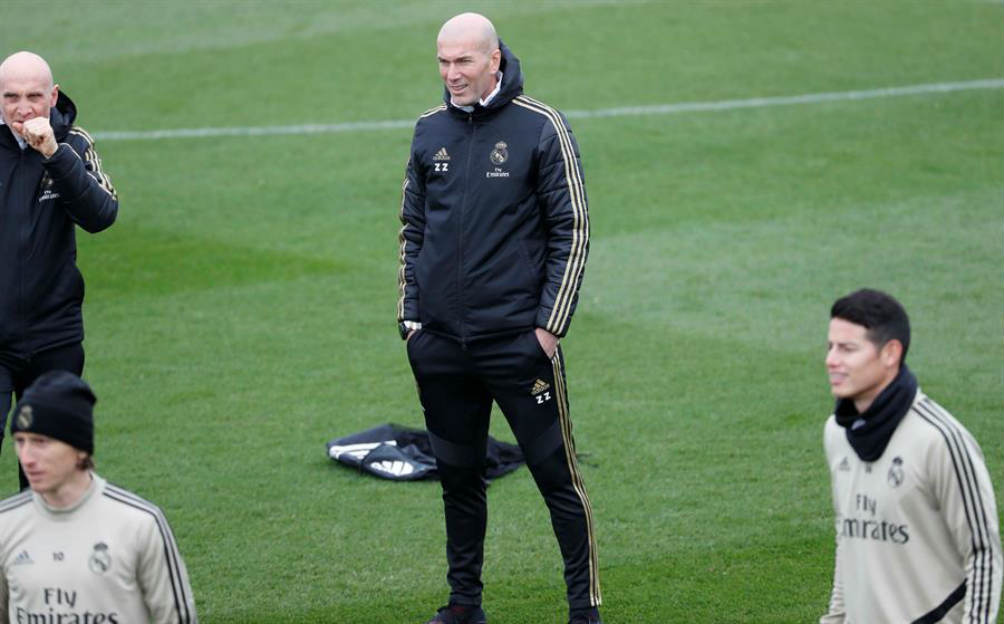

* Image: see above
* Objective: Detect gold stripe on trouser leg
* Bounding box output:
[551,349,601,606]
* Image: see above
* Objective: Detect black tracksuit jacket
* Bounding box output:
[0,91,118,355]
[397,42,589,343]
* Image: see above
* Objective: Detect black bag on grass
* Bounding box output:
[326,423,524,482]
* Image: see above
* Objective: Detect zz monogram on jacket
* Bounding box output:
[433,146,450,173]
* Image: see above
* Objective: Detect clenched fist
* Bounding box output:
[12,117,58,158]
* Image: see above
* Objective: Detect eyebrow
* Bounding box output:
[2,89,45,97]
[438,54,473,62]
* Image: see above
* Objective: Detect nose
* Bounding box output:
[825,347,839,368]
[17,447,33,467]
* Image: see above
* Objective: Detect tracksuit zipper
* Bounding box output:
[459,113,475,349]
[14,150,25,336]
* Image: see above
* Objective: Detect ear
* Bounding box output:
[489,48,501,73]
[880,339,903,369]
[49,83,59,108]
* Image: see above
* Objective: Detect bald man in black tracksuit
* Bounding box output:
[397,13,600,624]
[0,52,118,490]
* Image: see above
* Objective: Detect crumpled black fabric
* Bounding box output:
[834,365,918,462]
[327,423,524,482]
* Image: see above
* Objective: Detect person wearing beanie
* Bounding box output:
[0,371,197,623]
[820,289,1001,624]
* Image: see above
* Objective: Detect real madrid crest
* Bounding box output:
[38,172,61,201]
[89,542,112,574]
[489,141,509,165]
[16,405,33,429]
[887,456,904,488]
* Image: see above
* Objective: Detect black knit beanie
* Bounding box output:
[10,370,95,454]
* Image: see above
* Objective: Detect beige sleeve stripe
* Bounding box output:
[419,104,447,119]
[512,96,589,335]
[397,176,412,321]
[69,128,117,199]
[396,105,443,321]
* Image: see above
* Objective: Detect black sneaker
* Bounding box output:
[569,610,603,624]
[424,604,487,624]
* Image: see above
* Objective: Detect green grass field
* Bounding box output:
[2,1,1002,622]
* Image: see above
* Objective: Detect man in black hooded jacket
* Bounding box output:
[398,13,600,624]
[0,51,118,490]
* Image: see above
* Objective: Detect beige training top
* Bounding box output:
[0,473,197,623]
[820,391,1001,624]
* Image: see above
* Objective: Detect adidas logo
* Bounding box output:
[838,457,851,472]
[433,147,450,161]
[530,379,550,395]
[368,460,416,477]
[13,550,33,566]
[328,440,396,461]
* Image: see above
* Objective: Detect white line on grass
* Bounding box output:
[93,79,1004,142]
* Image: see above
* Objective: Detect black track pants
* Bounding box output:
[407,329,600,610]
[0,342,85,490]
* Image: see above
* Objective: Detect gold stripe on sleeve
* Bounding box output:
[69,127,117,199]
[511,96,589,335]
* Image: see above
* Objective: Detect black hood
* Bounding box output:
[443,40,524,114]
[1,89,77,147]
[50,90,77,141]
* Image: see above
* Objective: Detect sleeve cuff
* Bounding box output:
[398,320,422,339]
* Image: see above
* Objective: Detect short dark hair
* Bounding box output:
[830,288,910,363]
